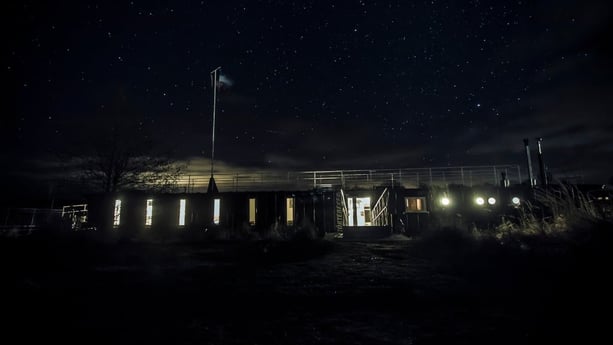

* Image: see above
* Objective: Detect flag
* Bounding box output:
[211,68,234,90]
[218,74,234,89]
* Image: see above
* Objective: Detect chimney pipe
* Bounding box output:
[523,138,535,187]
[501,171,510,188]
[536,137,548,186]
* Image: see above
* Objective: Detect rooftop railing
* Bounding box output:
[174,165,522,192]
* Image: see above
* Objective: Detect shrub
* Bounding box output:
[259,218,321,242]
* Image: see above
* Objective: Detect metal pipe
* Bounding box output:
[523,138,535,187]
[536,137,548,186]
[210,66,221,178]
[207,67,222,194]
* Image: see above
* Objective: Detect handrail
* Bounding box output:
[84,164,521,192]
[373,187,388,209]
[339,189,348,226]
[371,188,389,226]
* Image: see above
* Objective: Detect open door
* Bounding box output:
[347,196,371,226]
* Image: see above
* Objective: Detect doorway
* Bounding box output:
[347,196,371,226]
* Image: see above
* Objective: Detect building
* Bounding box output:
[85,165,531,239]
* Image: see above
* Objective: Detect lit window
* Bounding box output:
[347,198,354,226]
[405,197,427,212]
[213,198,220,224]
[249,198,256,225]
[286,197,294,226]
[179,199,186,226]
[113,200,121,227]
[145,199,153,226]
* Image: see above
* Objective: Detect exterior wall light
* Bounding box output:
[440,196,451,206]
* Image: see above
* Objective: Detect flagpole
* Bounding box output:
[210,66,221,178]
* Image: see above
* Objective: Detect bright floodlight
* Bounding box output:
[441,197,451,206]
[512,197,520,205]
[488,197,496,205]
[475,197,485,206]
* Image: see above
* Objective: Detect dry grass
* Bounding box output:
[473,183,612,250]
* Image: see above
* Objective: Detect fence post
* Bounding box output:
[30,209,36,226]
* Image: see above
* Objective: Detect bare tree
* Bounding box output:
[82,152,182,193]
[77,88,185,193]
[79,124,185,192]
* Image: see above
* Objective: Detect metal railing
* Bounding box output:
[61,204,88,230]
[339,189,349,226]
[171,165,521,192]
[1,208,63,235]
[371,188,389,226]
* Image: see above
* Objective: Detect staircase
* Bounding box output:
[335,190,347,232]
[338,188,392,239]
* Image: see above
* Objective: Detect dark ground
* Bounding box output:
[2,229,612,344]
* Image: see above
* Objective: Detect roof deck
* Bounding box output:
[175,165,522,192]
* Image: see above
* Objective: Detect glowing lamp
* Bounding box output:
[487,197,496,205]
[512,197,520,205]
[475,197,485,206]
[440,197,451,206]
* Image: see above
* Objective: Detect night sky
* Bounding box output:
[4,0,613,193]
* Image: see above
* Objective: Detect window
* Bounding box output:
[213,198,220,224]
[405,197,427,212]
[113,200,121,227]
[145,199,153,226]
[249,198,256,225]
[286,197,294,226]
[347,197,354,226]
[179,199,186,226]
